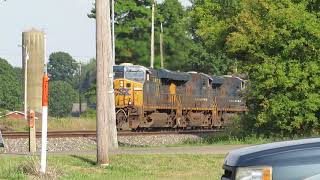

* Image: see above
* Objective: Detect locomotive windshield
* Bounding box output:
[113,66,124,79]
[113,65,146,83]
[124,66,145,83]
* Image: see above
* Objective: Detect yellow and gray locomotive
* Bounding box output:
[114,63,246,130]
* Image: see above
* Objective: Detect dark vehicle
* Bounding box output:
[221,138,320,180]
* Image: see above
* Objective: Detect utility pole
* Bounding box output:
[160,22,164,69]
[112,0,115,64]
[150,0,155,68]
[96,0,115,165]
[109,0,119,149]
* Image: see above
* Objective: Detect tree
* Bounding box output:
[81,58,97,105]
[89,0,154,66]
[0,58,22,110]
[81,58,96,93]
[225,0,320,136]
[47,52,78,84]
[88,0,196,71]
[189,0,320,136]
[158,0,195,70]
[187,0,241,75]
[48,81,77,117]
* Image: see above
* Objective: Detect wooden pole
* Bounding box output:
[96,0,115,165]
[112,0,115,64]
[150,0,155,68]
[110,0,118,150]
[28,110,36,153]
[160,22,164,69]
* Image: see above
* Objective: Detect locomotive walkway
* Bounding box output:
[1,145,249,156]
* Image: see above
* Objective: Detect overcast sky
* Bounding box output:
[0,0,191,67]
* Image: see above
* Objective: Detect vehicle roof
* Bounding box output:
[224,138,320,166]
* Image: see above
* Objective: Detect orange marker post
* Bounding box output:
[40,71,49,174]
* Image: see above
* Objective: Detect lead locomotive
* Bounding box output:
[114,63,246,130]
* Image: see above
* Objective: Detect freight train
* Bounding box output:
[113,63,246,130]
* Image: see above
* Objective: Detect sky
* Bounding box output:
[0,0,191,67]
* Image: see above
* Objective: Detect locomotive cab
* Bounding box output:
[113,64,148,130]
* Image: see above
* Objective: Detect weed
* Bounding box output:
[17,156,63,180]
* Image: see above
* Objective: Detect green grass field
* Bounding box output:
[0,117,96,132]
[0,154,225,180]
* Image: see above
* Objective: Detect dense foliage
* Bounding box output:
[89,0,194,70]
[187,0,240,75]
[81,58,97,105]
[189,0,320,136]
[0,58,22,110]
[48,81,77,117]
[48,52,78,84]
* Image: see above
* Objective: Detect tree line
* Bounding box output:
[0,0,319,137]
[189,0,320,136]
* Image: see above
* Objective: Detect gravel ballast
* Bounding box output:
[0,134,207,154]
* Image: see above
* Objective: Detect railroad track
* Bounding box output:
[1,129,222,139]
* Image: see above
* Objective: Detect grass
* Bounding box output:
[0,154,225,180]
[0,118,29,131]
[46,117,96,131]
[0,117,96,132]
[175,134,273,147]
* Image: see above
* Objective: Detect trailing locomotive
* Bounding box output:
[113,63,246,130]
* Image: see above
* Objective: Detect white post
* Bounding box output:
[23,46,28,120]
[40,35,49,174]
[150,0,155,68]
[160,22,164,69]
[40,104,48,174]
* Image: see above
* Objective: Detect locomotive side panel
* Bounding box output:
[215,76,247,125]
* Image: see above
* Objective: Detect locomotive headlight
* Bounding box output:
[236,166,272,180]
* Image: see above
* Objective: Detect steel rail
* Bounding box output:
[2,129,223,139]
